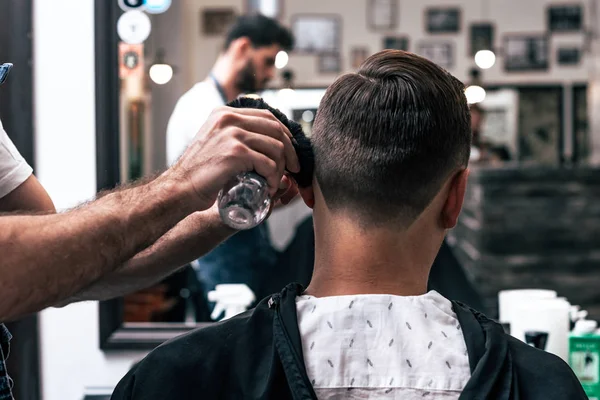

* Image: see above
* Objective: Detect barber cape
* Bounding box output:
[111,283,586,400]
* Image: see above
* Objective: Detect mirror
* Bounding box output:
[96,0,589,350]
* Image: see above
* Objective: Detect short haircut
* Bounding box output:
[311,50,471,226]
[224,14,294,51]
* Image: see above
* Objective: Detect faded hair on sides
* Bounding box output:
[311,50,471,227]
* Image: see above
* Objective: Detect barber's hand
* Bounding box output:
[169,107,301,211]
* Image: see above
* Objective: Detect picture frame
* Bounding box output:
[504,35,549,72]
[367,0,397,31]
[318,52,342,73]
[351,47,370,69]
[417,41,454,69]
[245,0,282,20]
[426,8,461,34]
[383,36,409,51]
[292,14,341,54]
[557,47,581,65]
[470,23,494,56]
[201,8,236,36]
[548,4,583,32]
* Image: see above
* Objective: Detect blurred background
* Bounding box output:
[1,0,599,399]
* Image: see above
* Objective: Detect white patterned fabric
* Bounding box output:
[296,291,471,399]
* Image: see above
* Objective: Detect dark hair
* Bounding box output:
[311,50,471,226]
[227,97,313,187]
[224,14,294,51]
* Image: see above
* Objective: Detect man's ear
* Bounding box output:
[298,185,315,209]
[441,168,469,229]
[231,37,252,56]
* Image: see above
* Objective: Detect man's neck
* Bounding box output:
[305,209,443,298]
[210,55,241,102]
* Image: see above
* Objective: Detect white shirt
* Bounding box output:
[0,118,33,199]
[166,79,224,166]
[296,291,471,399]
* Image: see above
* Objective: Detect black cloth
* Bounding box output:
[111,283,586,400]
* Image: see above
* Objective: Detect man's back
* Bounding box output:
[111,284,586,400]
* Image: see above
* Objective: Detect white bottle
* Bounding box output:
[207,284,256,321]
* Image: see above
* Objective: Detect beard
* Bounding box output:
[235,59,267,94]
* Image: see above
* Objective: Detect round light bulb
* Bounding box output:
[465,85,486,104]
[149,63,173,84]
[275,51,289,69]
[302,110,314,123]
[474,50,496,69]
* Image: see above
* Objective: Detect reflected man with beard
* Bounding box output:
[166,15,294,317]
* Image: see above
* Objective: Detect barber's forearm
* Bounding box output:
[0,175,195,321]
[68,207,235,302]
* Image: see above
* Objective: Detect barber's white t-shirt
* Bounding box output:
[296,291,471,399]
[0,118,33,199]
[166,79,224,166]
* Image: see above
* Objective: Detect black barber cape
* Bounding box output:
[112,283,586,400]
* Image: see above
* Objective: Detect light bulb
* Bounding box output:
[465,85,486,104]
[275,51,289,69]
[149,63,173,84]
[145,0,172,14]
[302,110,314,123]
[278,87,296,101]
[475,50,496,69]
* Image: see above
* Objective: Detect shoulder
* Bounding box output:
[507,335,586,398]
[171,81,220,113]
[147,304,270,366]
[112,302,274,398]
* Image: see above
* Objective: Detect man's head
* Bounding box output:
[301,50,471,232]
[223,15,294,93]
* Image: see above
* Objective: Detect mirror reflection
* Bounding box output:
[112,0,590,325]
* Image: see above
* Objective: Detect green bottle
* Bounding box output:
[569,319,600,399]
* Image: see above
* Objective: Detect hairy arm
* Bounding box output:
[65,205,235,303]
[0,176,195,321]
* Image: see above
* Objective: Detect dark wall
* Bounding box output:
[451,167,600,320]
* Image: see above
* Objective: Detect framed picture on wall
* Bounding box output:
[557,47,581,65]
[548,4,583,32]
[292,15,341,54]
[201,8,236,36]
[426,8,461,33]
[417,42,454,69]
[351,47,369,69]
[318,52,342,73]
[383,36,409,51]
[246,0,281,19]
[504,35,549,71]
[367,0,397,31]
[470,23,494,56]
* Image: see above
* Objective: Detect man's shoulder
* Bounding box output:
[175,81,219,107]
[138,300,273,369]
[112,302,275,398]
[506,334,586,397]
[506,334,570,374]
